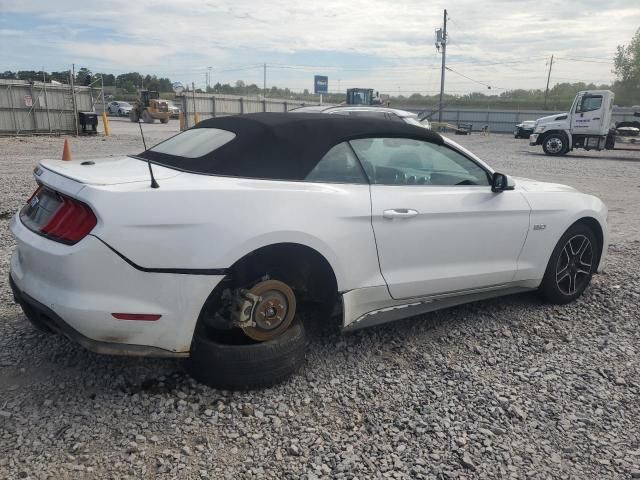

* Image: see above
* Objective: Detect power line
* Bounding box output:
[444,66,501,90]
[556,57,613,64]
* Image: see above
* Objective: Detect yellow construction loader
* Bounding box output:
[129,90,171,124]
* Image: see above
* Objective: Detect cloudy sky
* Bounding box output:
[1,0,639,95]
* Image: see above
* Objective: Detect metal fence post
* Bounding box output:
[284,101,288,112]
[212,95,216,118]
[262,99,267,112]
[28,83,39,132]
[7,84,19,134]
[43,81,52,133]
[240,97,244,114]
[69,73,79,136]
[181,95,188,128]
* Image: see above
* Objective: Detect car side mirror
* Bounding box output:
[491,172,515,193]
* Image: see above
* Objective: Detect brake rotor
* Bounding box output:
[241,279,296,342]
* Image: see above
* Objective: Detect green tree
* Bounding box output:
[75,67,92,85]
[613,27,640,106]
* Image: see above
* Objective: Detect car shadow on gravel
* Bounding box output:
[0,289,559,399]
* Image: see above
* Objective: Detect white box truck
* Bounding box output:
[529,90,640,156]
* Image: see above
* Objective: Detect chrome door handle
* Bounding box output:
[383,208,419,219]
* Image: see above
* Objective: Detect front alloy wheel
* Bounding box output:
[539,223,598,304]
[555,234,593,296]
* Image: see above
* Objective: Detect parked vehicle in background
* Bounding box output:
[10,113,607,390]
[106,101,132,117]
[514,120,536,138]
[129,90,171,124]
[530,90,640,155]
[290,105,430,129]
[164,101,180,118]
[346,88,383,105]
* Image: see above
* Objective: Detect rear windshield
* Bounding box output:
[148,128,236,158]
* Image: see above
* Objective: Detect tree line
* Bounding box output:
[0,67,173,93]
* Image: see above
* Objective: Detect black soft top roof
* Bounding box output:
[139,112,444,181]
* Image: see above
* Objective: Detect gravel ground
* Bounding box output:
[1,125,640,479]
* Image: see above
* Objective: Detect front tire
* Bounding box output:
[187,319,306,390]
[539,223,598,304]
[542,132,569,156]
[142,110,154,123]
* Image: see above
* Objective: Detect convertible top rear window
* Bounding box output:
[137,113,444,181]
[149,128,236,158]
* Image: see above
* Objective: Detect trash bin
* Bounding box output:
[78,112,98,135]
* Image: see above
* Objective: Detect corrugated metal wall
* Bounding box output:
[0,81,96,134]
[179,94,638,133]
[410,107,639,133]
[179,92,312,129]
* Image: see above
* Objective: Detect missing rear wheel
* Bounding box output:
[239,279,296,342]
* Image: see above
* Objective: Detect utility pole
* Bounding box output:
[263,63,267,99]
[437,9,447,126]
[544,54,554,109]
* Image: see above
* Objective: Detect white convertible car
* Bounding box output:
[10,113,608,389]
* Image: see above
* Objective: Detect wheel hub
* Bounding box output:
[240,280,296,341]
[546,137,563,154]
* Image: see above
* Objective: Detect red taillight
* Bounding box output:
[22,187,97,244]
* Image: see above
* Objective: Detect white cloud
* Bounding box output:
[1,0,639,93]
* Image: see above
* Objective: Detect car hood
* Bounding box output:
[513,176,578,193]
[39,156,182,185]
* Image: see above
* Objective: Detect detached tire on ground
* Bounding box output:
[186,319,306,390]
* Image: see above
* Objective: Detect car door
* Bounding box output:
[350,137,531,300]
[571,93,604,135]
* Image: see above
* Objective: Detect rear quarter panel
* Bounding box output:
[78,174,385,292]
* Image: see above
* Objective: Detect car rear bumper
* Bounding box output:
[9,213,223,356]
[9,275,184,357]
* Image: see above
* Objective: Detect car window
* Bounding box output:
[349,138,490,186]
[576,95,602,113]
[385,113,404,123]
[403,117,424,127]
[329,110,388,119]
[305,142,367,184]
[348,111,388,120]
[148,128,236,158]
